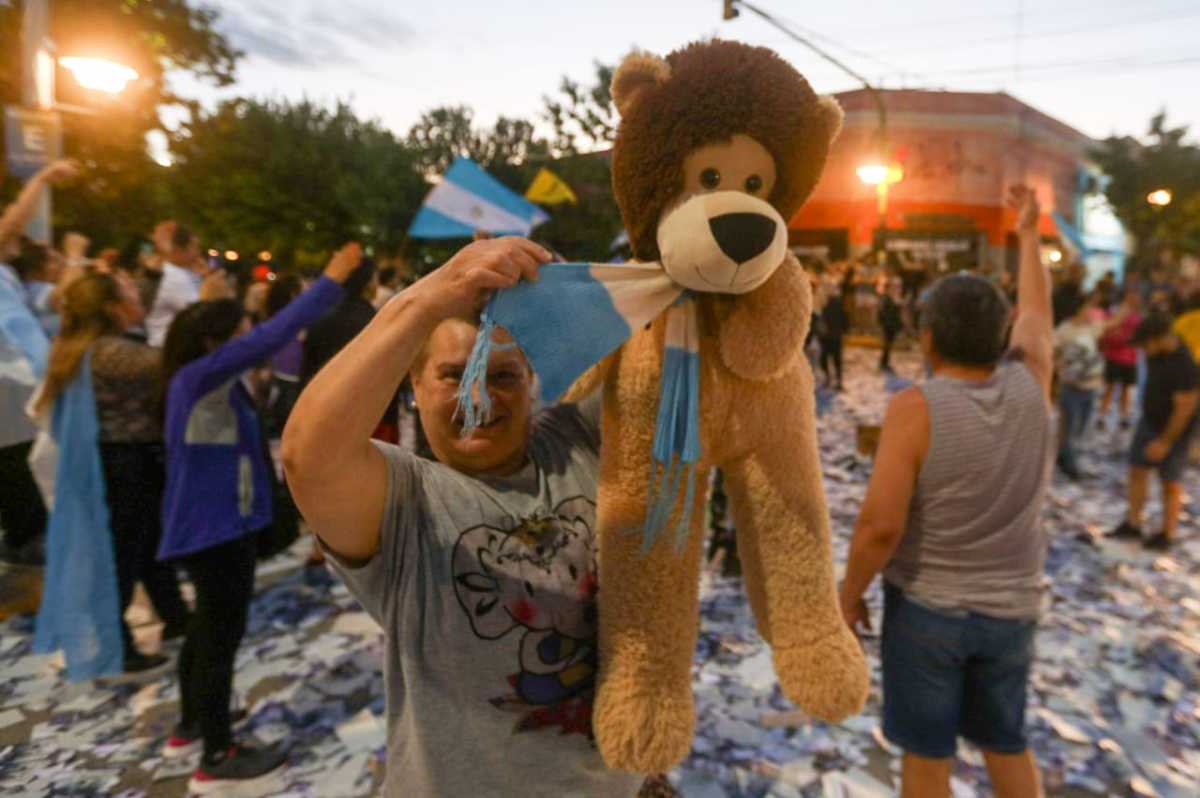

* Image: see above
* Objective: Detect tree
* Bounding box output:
[543,62,617,155]
[167,98,427,270]
[406,106,549,180]
[1092,112,1200,266]
[0,1,240,247]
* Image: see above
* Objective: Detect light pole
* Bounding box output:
[18,0,138,243]
[856,163,903,259]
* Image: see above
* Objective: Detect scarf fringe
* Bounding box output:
[642,298,702,553]
[455,313,498,434]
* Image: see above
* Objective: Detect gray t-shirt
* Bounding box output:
[329,400,642,798]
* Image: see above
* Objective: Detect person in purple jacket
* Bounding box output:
[156,243,361,793]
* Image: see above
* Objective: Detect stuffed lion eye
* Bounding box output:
[745,175,763,193]
[700,168,721,190]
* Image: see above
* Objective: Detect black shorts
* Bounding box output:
[1104,360,1137,386]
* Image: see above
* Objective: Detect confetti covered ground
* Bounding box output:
[1,347,1197,797]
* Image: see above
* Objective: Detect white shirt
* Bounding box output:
[1053,319,1105,392]
[145,262,202,347]
[0,264,42,447]
[373,284,396,310]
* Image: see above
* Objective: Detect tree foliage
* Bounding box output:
[1092,112,1200,263]
[406,105,548,181]
[168,99,427,270]
[543,62,616,155]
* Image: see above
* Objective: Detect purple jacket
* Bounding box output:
[159,277,343,559]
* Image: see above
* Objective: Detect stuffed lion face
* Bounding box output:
[611,39,843,278]
[656,134,789,294]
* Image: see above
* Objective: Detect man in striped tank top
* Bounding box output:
[839,185,1054,798]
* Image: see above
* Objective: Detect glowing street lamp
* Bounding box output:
[18,3,141,243]
[59,57,138,95]
[1147,189,1172,207]
[858,162,904,256]
[856,164,889,186]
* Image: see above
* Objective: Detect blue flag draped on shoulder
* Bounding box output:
[408,157,550,239]
[33,351,123,680]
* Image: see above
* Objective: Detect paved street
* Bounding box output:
[1,348,1197,797]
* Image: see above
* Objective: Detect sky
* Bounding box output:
[165,0,1200,147]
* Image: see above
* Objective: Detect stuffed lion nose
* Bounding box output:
[708,212,777,264]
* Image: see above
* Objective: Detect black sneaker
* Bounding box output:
[189,743,287,795]
[1143,532,1172,551]
[1106,521,1143,541]
[162,709,250,759]
[126,651,169,673]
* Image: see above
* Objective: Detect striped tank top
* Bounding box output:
[883,355,1054,620]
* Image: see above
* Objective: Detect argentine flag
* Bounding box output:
[409,157,550,239]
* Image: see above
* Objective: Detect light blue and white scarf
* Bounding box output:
[456,262,701,552]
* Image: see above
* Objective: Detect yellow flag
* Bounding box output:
[525,168,577,205]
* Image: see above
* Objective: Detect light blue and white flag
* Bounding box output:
[455,261,703,553]
[34,352,123,681]
[408,157,550,239]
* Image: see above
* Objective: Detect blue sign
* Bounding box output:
[5,106,62,180]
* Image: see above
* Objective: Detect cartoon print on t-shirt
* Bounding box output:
[451,495,598,737]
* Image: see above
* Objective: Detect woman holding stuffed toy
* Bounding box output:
[284,233,650,796]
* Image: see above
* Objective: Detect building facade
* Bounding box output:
[790,89,1126,283]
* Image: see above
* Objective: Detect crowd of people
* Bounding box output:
[1048,260,1200,549]
[0,160,1197,798]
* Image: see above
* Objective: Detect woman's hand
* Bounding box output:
[322,242,364,283]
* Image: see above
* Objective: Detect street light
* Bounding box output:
[59,57,138,94]
[859,163,903,257]
[18,0,139,243]
[1147,189,1172,207]
[856,164,889,186]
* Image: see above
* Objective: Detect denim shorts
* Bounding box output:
[1130,418,1197,483]
[881,583,1035,759]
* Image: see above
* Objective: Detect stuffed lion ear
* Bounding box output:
[612,51,670,117]
[814,95,844,147]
